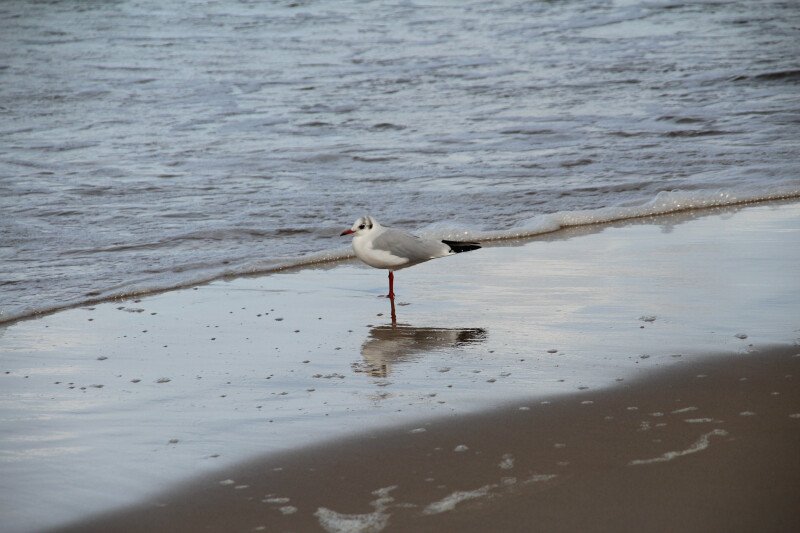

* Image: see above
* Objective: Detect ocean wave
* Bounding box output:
[462,185,800,243]
[2,185,798,326]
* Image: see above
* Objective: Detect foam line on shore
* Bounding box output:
[2,186,798,326]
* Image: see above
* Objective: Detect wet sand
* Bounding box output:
[3,201,800,532]
[60,344,800,533]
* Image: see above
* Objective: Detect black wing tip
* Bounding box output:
[442,239,482,254]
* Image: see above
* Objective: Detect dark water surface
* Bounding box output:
[1,0,799,322]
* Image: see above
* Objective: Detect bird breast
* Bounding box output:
[352,235,410,270]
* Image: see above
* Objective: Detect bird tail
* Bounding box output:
[442,239,481,254]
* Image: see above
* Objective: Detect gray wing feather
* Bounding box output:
[372,229,449,262]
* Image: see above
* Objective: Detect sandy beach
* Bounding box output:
[60,344,800,533]
[2,201,799,532]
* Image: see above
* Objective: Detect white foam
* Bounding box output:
[498,454,515,470]
[628,429,729,466]
[264,496,290,504]
[523,474,557,484]
[315,485,396,533]
[315,508,389,533]
[432,186,800,244]
[422,484,495,515]
[671,406,698,414]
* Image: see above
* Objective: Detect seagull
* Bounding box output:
[340,216,481,318]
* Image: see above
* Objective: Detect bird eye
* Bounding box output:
[358,224,365,229]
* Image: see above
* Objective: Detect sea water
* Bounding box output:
[1,0,799,323]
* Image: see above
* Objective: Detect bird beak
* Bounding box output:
[340,229,354,236]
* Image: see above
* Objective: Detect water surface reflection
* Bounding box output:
[353,324,487,378]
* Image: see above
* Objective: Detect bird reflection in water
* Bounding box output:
[353,325,487,378]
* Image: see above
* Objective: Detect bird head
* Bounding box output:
[340,215,376,236]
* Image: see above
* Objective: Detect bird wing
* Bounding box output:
[371,228,449,263]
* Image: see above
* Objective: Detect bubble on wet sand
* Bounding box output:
[454,444,469,452]
[315,485,396,533]
[628,429,729,466]
[789,413,800,419]
[671,406,698,414]
[219,479,235,486]
[410,428,426,434]
[422,484,495,515]
[498,453,514,470]
[279,506,298,515]
[316,506,388,533]
[523,474,557,484]
[739,411,756,416]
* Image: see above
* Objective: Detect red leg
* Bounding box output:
[388,271,397,323]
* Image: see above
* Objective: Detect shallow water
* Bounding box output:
[1,0,799,322]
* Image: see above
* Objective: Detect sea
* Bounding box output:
[1,0,799,324]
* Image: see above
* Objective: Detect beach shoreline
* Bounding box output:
[3,194,799,329]
[2,201,799,532]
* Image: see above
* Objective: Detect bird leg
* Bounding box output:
[387,271,395,300]
[388,271,397,323]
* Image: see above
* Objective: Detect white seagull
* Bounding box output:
[340,215,481,302]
